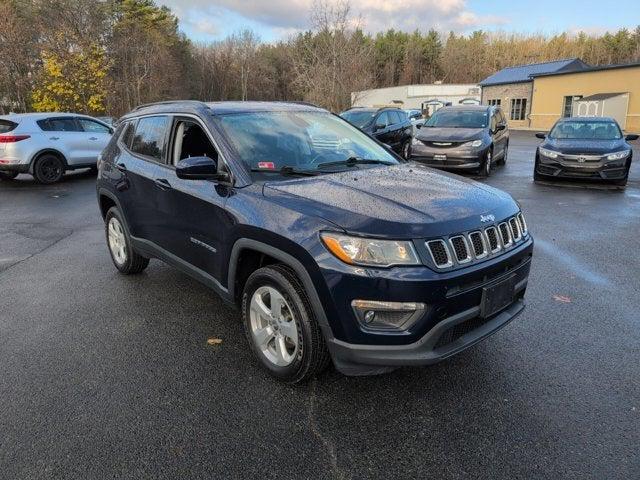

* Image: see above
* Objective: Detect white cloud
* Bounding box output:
[159,0,508,37]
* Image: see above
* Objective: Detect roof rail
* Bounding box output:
[285,101,323,108]
[132,100,208,111]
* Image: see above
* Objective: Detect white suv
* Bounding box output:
[0,113,113,184]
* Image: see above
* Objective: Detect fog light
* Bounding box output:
[351,300,426,331]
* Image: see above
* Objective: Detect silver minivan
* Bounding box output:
[0,113,113,184]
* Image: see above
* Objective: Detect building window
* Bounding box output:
[562,95,582,118]
[510,98,527,121]
[487,99,501,106]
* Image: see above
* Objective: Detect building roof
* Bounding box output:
[578,93,628,101]
[531,61,640,79]
[479,58,590,86]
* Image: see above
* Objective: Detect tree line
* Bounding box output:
[2,0,640,116]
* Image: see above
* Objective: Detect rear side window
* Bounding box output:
[376,111,390,127]
[38,118,82,132]
[130,116,170,161]
[388,111,401,125]
[0,120,17,133]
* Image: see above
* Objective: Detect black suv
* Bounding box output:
[340,107,413,158]
[97,101,533,383]
[409,105,509,177]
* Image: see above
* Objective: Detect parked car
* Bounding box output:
[408,105,509,177]
[340,107,413,158]
[97,100,533,383]
[534,117,637,186]
[405,109,426,135]
[0,113,114,183]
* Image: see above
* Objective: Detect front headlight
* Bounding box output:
[539,147,559,159]
[321,233,420,267]
[462,139,483,148]
[606,150,630,161]
[411,137,423,146]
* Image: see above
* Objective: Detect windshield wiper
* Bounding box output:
[251,166,319,177]
[316,157,395,169]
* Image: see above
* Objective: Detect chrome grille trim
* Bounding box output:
[517,212,528,235]
[498,222,513,248]
[509,217,522,242]
[426,239,453,268]
[449,235,472,264]
[484,226,502,253]
[468,231,488,259]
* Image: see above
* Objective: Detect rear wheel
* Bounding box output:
[0,171,19,181]
[105,207,149,274]
[34,154,64,184]
[401,139,411,159]
[242,264,330,383]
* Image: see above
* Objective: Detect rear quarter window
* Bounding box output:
[0,120,18,133]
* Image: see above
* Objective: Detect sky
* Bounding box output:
[157,0,640,42]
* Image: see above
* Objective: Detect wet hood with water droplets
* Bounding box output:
[262,163,519,238]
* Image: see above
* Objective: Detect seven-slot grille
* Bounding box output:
[425,213,528,269]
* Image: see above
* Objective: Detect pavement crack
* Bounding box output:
[0,228,75,275]
[308,378,350,480]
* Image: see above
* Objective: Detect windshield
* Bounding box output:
[340,110,376,128]
[424,109,488,128]
[215,111,399,177]
[549,121,622,140]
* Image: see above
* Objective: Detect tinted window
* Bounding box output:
[340,110,376,128]
[549,121,622,140]
[130,116,170,161]
[424,109,489,128]
[376,111,390,127]
[120,121,136,148]
[0,120,17,133]
[389,111,404,124]
[38,117,81,132]
[78,118,110,134]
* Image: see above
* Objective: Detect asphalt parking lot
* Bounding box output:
[1,130,639,479]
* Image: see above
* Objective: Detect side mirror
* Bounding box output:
[176,156,225,181]
[625,134,639,141]
[375,124,386,132]
[495,123,506,132]
[415,123,423,129]
[535,132,547,139]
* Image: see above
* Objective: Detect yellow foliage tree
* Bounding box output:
[32,43,109,114]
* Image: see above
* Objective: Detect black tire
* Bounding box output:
[478,148,492,177]
[497,143,508,166]
[533,157,544,181]
[0,171,19,181]
[33,153,65,184]
[242,264,330,383]
[104,207,149,274]
[401,139,411,159]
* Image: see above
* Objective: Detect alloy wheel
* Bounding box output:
[249,286,299,367]
[107,217,128,266]
[37,157,63,183]
[485,150,492,176]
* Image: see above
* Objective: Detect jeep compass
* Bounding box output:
[97,101,533,383]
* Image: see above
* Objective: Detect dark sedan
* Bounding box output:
[534,117,638,186]
[340,107,413,157]
[408,105,508,177]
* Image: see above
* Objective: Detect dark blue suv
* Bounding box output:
[97,101,533,383]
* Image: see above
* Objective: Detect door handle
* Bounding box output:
[49,136,59,140]
[154,178,171,190]
[89,137,98,141]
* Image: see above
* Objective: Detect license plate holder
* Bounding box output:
[480,275,516,318]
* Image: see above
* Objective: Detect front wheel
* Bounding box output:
[0,171,19,181]
[105,207,149,274]
[401,140,411,159]
[242,265,330,383]
[478,149,492,177]
[497,143,508,166]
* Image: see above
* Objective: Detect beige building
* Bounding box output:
[529,63,640,132]
[479,59,589,128]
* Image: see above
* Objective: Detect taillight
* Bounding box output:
[0,135,30,143]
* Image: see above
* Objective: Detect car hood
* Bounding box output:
[416,127,485,142]
[544,138,626,155]
[262,163,518,238]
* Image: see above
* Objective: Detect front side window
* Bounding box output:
[171,120,218,166]
[78,118,111,133]
[130,116,170,161]
[375,111,391,128]
[510,98,527,121]
[424,109,489,128]
[549,120,622,140]
[215,111,398,179]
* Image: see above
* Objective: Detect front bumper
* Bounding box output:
[536,154,629,180]
[409,145,487,170]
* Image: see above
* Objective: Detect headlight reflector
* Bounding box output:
[321,233,420,267]
[606,150,630,161]
[539,147,559,159]
[463,139,483,148]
